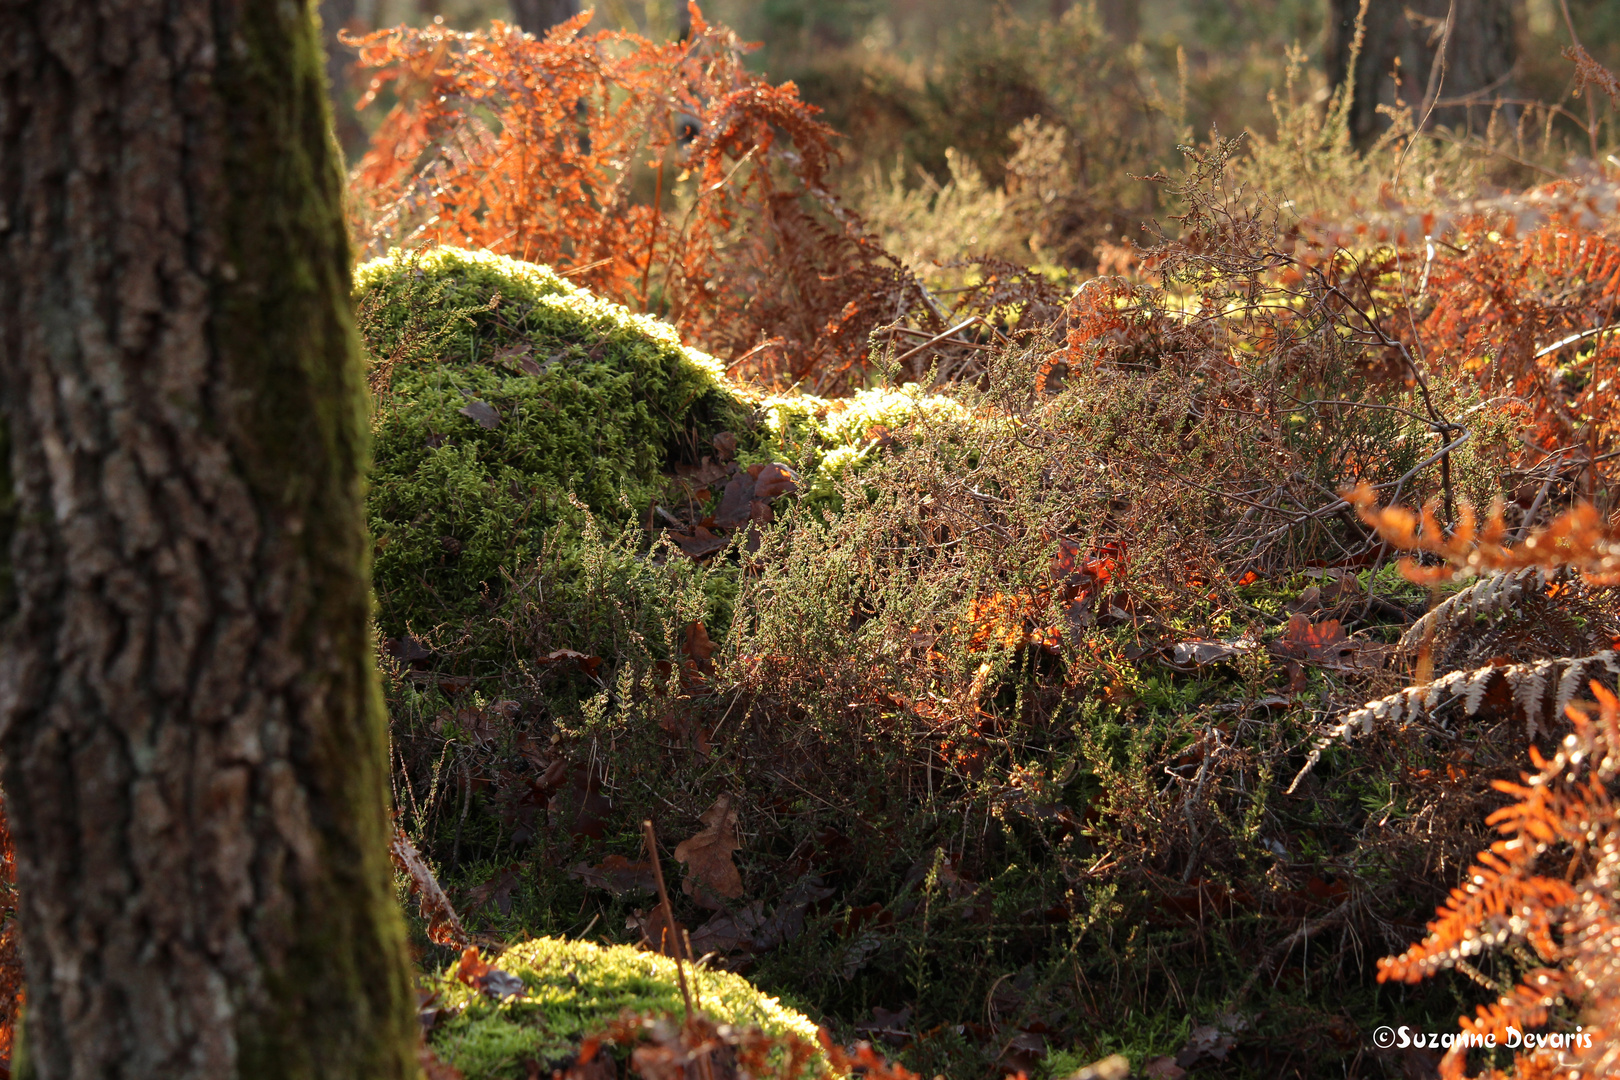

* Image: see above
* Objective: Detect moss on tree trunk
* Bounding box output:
[0,1,418,1077]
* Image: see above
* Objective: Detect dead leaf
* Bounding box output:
[568,854,658,898]
[386,635,434,664]
[492,343,536,373]
[454,946,522,997]
[752,463,799,500]
[1271,613,1349,659]
[464,864,524,917]
[458,399,501,429]
[1170,638,1258,667]
[676,457,730,488]
[714,473,756,527]
[685,622,715,664]
[856,1006,914,1048]
[689,902,765,955]
[627,905,689,958]
[419,1044,466,1080]
[673,795,745,909]
[539,648,604,679]
[1063,1054,1129,1080]
[670,526,729,558]
[1143,1057,1186,1080]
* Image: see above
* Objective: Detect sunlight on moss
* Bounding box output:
[428,937,821,1080]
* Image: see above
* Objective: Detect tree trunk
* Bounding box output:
[509,0,581,34]
[1326,0,1519,145]
[0,1,419,1077]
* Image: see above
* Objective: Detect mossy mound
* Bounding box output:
[357,247,974,669]
[357,247,758,654]
[427,937,822,1080]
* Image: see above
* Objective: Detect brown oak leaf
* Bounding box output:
[568,854,658,898]
[673,795,745,909]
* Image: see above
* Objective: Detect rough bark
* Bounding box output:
[509,0,582,34]
[0,0,418,1077]
[1326,0,1519,144]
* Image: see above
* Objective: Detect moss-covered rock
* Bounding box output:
[357,247,759,653]
[427,937,822,1080]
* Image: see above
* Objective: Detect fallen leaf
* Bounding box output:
[669,526,728,558]
[713,473,757,527]
[492,343,535,372]
[752,463,799,500]
[676,457,730,487]
[568,854,657,898]
[626,905,689,958]
[1269,614,1363,667]
[464,864,524,917]
[689,902,765,955]
[1143,1057,1186,1080]
[1170,637,1258,667]
[419,1044,466,1080]
[673,795,745,908]
[856,1006,914,1048]
[1062,1054,1129,1080]
[457,399,501,429]
[538,648,604,679]
[684,622,715,664]
[550,768,611,840]
[386,635,433,664]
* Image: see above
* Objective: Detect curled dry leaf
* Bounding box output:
[673,795,745,909]
[626,905,690,958]
[714,472,756,528]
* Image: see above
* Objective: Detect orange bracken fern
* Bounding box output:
[342,6,938,393]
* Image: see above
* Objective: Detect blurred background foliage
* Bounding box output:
[321,0,1620,279]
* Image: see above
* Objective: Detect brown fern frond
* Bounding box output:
[1379,683,1620,1078]
[1288,652,1620,793]
[341,11,933,395]
[1348,487,1620,586]
[1397,567,1577,656]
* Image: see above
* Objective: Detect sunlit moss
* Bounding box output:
[428,936,821,1080]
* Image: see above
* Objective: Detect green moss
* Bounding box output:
[427,937,822,1080]
[357,247,975,667]
[358,247,759,652]
[758,387,972,503]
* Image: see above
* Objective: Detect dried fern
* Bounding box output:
[1288,651,1620,793]
[1378,684,1620,1078]
[1397,567,1576,656]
